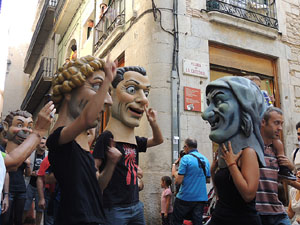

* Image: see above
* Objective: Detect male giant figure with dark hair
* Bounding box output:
[1,106,54,225]
[2,106,54,171]
[93,66,164,225]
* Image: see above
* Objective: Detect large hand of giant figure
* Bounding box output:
[144,106,163,147]
[4,102,55,171]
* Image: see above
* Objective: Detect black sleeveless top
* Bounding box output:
[208,167,262,225]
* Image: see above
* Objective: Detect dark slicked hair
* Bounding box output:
[263,107,283,123]
[296,122,300,130]
[185,138,197,149]
[4,110,32,127]
[112,66,147,88]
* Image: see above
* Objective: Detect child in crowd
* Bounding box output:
[161,176,173,225]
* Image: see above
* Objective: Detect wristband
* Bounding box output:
[3,192,8,196]
[227,162,236,168]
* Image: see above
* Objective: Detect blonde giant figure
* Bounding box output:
[47,55,121,225]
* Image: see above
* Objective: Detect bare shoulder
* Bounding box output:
[242,147,257,155]
[240,147,259,164]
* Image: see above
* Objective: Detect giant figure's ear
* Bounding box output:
[2,121,9,132]
[241,111,253,137]
[2,121,9,139]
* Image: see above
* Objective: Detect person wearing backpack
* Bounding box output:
[172,138,210,225]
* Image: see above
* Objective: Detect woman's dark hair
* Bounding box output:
[161,176,172,187]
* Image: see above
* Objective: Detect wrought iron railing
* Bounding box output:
[24,0,58,71]
[94,0,125,53]
[206,0,278,29]
[21,57,55,110]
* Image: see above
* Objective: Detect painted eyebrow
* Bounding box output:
[210,90,225,99]
[16,119,25,123]
[124,79,151,88]
[125,79,140,85]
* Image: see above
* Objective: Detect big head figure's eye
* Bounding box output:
[126,86,136,95]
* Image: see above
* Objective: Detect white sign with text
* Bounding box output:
[183,59,209,78]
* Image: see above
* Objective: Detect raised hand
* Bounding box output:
[103,53,117,83]
[144,106,157,124]
[34,101,56,137]
[221,141,242,166]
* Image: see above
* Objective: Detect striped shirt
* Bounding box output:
[256,144,285,215]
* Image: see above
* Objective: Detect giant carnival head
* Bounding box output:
[51,55,111,127]
[110,66,150,128]
[3,110,33,145]
[202,76,266,167]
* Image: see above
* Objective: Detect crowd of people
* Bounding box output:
[0,54,300,225]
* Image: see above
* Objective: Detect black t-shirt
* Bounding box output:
[47,127,105,225]
[29,152,45,187]
[9,162,26,193]
[93,133,147,208]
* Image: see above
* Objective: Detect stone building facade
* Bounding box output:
[19,0,300,224]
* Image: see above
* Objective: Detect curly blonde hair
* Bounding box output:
[51,55,105,107]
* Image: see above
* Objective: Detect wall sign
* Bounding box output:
[184,87,201,112]
[183,59,209,78]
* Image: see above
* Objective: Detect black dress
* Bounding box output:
[208,167,262,225]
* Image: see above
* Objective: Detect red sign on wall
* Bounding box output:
[184,87,201,112]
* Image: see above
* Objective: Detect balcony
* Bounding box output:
[53,0,82,35]
[21,57,55,113]
[94,0,125,55]
[206,0,278,29]
[24,0,57,74]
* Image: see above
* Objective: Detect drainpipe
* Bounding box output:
[171,0,180,163]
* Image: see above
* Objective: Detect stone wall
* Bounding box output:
[280,0,300,152]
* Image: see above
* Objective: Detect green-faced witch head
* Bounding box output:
[202,76,266,167]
